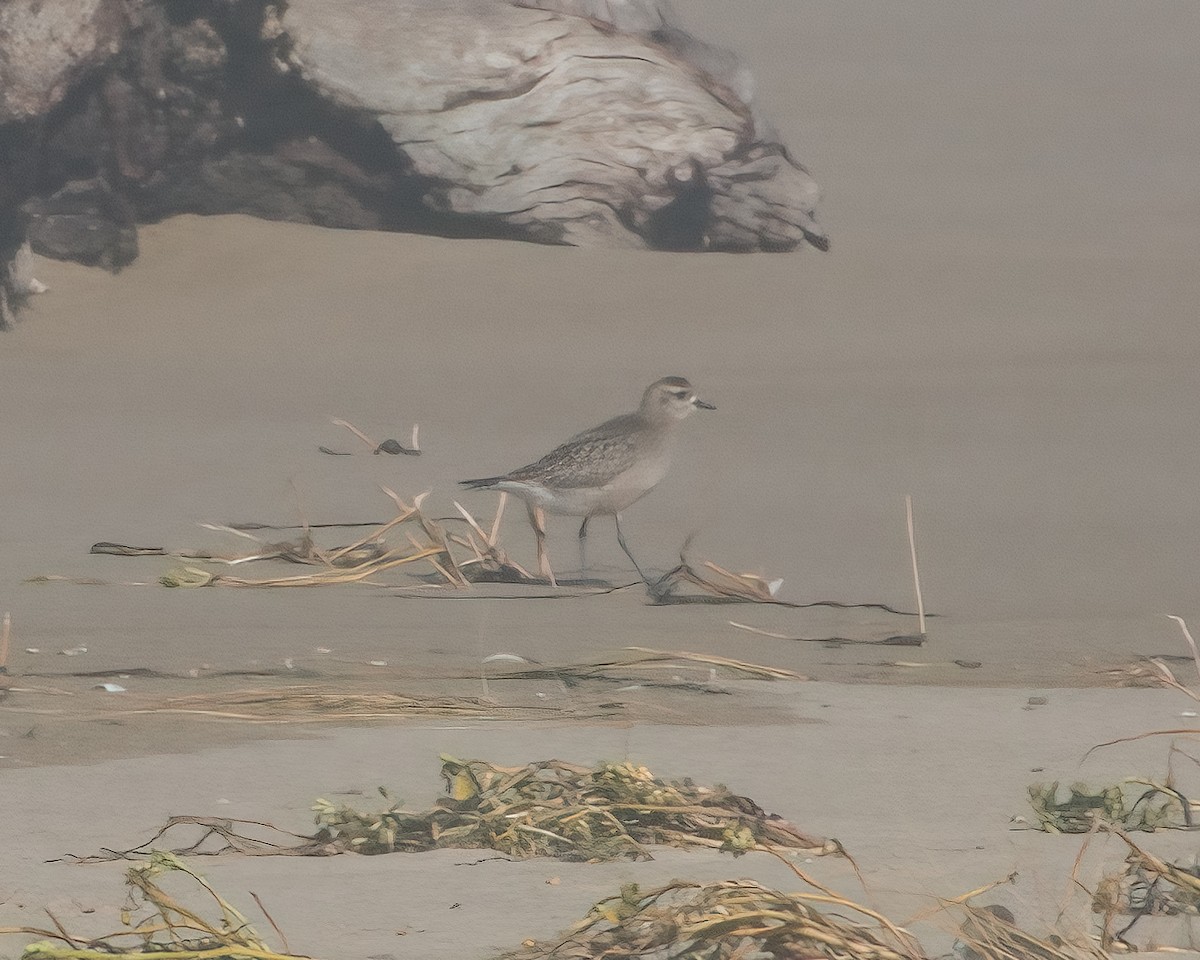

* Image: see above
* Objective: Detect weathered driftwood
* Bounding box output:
[0,0,827,302]
[284,0,828,251]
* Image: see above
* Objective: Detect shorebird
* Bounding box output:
[461,376,715,587]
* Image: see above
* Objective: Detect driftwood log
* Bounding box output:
[0,0,827,321]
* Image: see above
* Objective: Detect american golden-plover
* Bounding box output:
[461,376,715,586]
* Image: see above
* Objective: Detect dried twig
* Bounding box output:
[729,621,924,646]
[0,611,10,674]
[906,494,926,636]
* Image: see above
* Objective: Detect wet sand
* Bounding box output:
[3,0,1200,956]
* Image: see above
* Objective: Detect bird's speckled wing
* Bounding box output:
[505,414,642,489]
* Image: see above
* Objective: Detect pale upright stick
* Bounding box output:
[489,492,507,547]
[905,495,926,636]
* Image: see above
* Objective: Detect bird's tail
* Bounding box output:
[460,476,504,489]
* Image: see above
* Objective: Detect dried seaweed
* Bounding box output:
[152,488,466,588]
[498,879,923,960]
[950,902,1107,960]
[1022,780,1196,833]
[92,536,387,567]
[0,852,302,960]
[491,647,806,686]
[76,757,840,864]
[1091,826,1200,949]
[102,686,618,724]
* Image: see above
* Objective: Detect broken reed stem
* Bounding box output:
[754,844,922,960]
[905,495,926,636]
[249,892,290,955]
[0,611,10,671]
[330,417,377,450]
[1166,615,1200,687]
[489,491,506,546]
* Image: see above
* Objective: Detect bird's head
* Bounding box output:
[641,376,716,422]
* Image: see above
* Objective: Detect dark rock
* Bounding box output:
[24,179,138,271]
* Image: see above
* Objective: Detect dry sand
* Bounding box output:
[3,0,1200,956]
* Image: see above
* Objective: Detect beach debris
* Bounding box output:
[90,542,170,556]
[94,535,389,568]
[448,494,541,584]
[316,756,839,860]
[729,621,925,647]
[58,646,87,656]
[1020,780,1198,833]
[488,646,807,687]
[0,612,10,679]
[74,757,841,864]
[0,851,303,960]
[905,493,927,638]
[69,488,928,618]
[498,878,924,960]
[320,417,421,456]
[650,542,788,605]
[1092,826,1200,948]
[151,488,466,589]
[91,686,619,724]
[93,683,127,693]
[948,901,1107,960]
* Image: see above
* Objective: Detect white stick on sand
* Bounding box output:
[905,495,926,636]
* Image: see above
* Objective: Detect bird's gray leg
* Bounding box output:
[614,513,650,586]
[578,516,590,578]
[527,502,557,588]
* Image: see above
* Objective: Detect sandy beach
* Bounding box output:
[3,1,1200,956]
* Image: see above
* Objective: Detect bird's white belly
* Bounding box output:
[498,459,669,517]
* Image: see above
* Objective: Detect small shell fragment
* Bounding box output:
[94,683,126,693]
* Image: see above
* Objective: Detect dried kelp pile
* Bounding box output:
[1024,780,1197,833]
[1,852,301,960]
[314,757,839,860]
[500,879,925,960]
[77,757,841,864]
[1091,827,1200,949]
[3,861,1117,960]
[948,902,1107,960]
